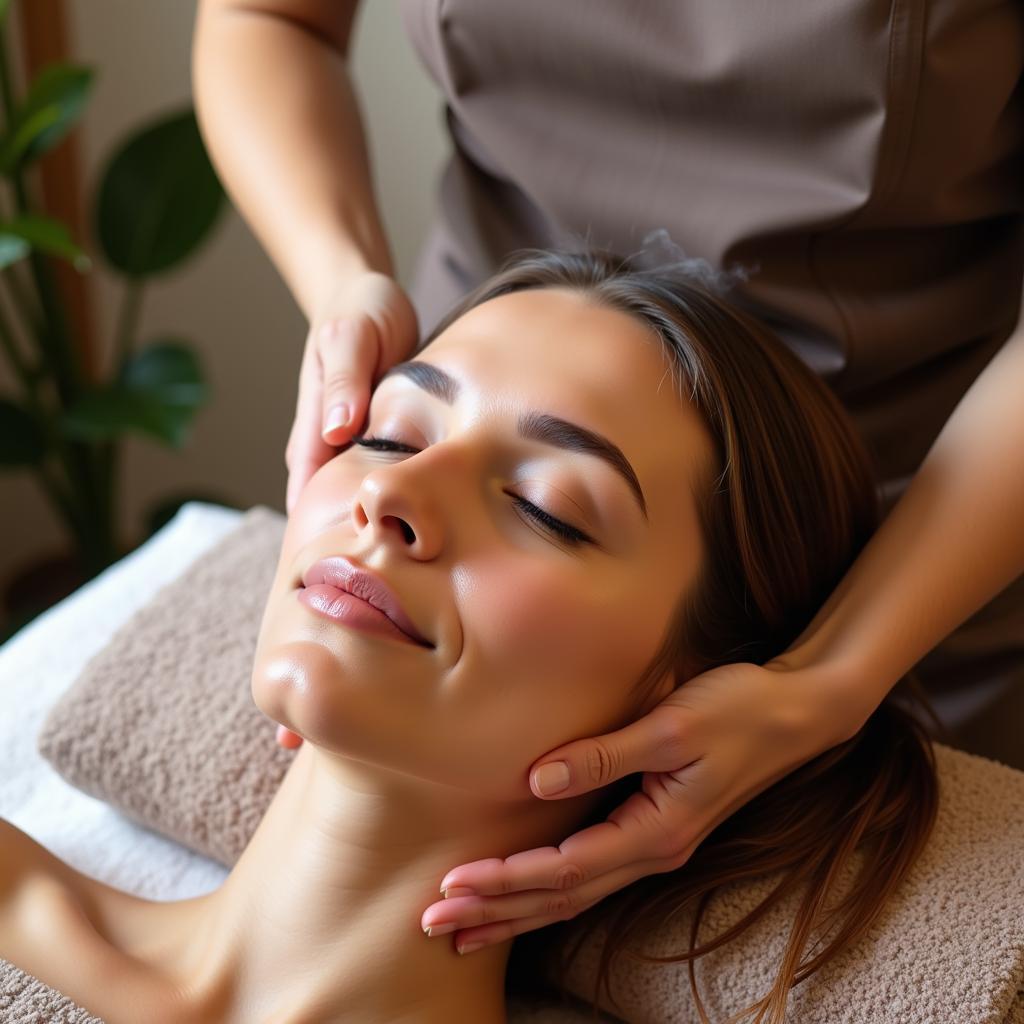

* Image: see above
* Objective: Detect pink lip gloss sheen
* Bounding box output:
[296,583,422,646]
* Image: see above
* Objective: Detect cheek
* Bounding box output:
[274,460,360,578]
[453,555,665,750]
[458,557,599,660]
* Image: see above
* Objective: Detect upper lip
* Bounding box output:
[299,556,433,648]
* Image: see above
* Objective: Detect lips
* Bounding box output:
[298,556,433,648]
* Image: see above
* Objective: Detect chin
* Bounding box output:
[249,650,294,733]
[249,638,340,730]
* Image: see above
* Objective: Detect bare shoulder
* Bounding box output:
[0,817,98,954]
[0,819,193,1023]
[0,816,165,951]
[1,818,53,902]
[0,818,95,905]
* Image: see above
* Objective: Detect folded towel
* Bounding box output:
[0,962,104,1024]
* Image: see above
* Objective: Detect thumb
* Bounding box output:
[529,716,670,799]
[319,315,381,445]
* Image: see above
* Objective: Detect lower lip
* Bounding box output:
[296,584,422,646]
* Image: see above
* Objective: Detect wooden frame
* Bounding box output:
[16,0,97,383]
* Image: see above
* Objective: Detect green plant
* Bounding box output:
[0,1,228,593]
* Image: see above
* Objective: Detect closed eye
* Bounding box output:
[352,434,594,546]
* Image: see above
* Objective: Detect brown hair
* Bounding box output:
[416,247,943,1023]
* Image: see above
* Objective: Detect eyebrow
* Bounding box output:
[378,360,649,519]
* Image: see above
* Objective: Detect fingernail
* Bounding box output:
[423,921,458,937]
[276,725,303,750]
[443,886,476,899]
[323,403,350,436]
[533,761,570,796]
[457,941,485,955]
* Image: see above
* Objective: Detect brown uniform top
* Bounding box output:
[397,0,1024,742]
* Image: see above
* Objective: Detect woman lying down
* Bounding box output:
[0,248,937,1024]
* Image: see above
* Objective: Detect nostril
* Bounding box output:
[383,515,416,544]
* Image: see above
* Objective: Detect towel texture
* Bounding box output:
[37,506,293,867]
[0,959,614,1023]
[554,741,1024,1023]
[24,505,1024,1023]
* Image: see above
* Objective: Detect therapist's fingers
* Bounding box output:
[275,724,303,749]
[313,273,419,450]
[285,325,340,515]
[285,315,377,514]
[526,703,696,799]
[316,314,382,447]
[439,780,703,897]
[422,850,682,949]
[285,271,419,515]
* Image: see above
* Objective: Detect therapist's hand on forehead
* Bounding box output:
[283,269,420,517]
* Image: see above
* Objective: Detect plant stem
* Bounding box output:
[113,277,142,377]
[98,278,144,550]
[0,282,32,387]
[0,292,99,553]
[5,258,45,339]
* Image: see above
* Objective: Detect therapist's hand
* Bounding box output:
[285,270,419,514]
[276,270,419,752]
[420,658,867,954]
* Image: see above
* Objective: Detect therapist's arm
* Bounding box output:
[192,0,391,320]
[780,286,1024,731]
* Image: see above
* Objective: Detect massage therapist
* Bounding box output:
[192,0,1024,957]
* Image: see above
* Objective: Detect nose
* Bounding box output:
[351,459,446,561]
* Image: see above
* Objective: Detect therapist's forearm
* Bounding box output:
[192,3,394,320]
[780,311,1024,730]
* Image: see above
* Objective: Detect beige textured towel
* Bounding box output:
[21,505,1024,1022]
[0,963,104,1023]
[0,963,610,1023]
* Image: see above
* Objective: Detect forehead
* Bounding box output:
[417,287,715,530]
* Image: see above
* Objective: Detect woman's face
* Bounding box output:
[252,286,714,798]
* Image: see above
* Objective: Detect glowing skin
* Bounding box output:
[111,286,715,1023]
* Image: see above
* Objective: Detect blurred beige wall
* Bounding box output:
[0,2,449,598]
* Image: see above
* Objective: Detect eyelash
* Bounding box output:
[353,435,593,546]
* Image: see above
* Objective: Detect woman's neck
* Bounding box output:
[164,741,582,1023]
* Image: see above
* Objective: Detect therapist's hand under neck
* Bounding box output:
[284,271,419,518]
[421,657,865,955]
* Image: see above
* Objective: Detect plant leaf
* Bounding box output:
[60,339,207,447]
[0,64,94,172]
[59,388,191,447]
[116,338,207,406]
[0,214,91,270]
[0,232,29,269]
[0,396,46,464]
[96,108,225,276]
